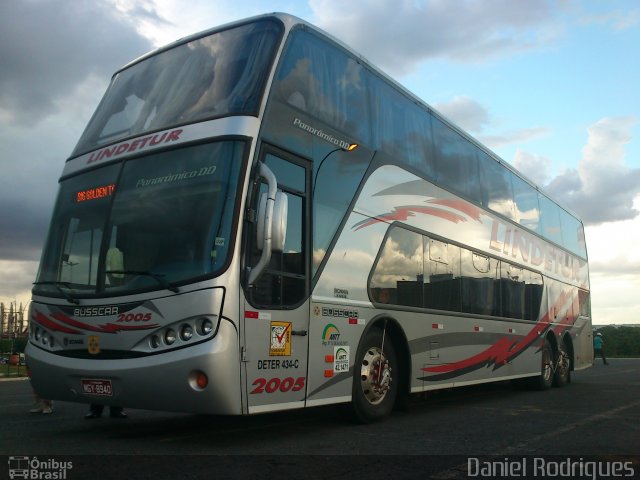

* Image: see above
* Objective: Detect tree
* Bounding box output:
[595,326,640,357]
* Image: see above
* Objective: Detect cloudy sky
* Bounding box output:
[1,0,638,325]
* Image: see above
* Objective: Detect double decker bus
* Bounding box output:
[26,13,592,422]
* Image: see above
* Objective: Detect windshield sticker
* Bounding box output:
[334,346,350,373]
[135,165,217,189]
[215,237,225,246]
[270,321,292,356]
[333,288,348,299]
[322,324,347,347]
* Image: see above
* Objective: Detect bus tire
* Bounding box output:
[533,337,554,391]
[351,328,398,423]
[553,339,571,387]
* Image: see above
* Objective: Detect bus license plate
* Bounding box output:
[81,379,113,397]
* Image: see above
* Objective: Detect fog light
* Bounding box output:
[164,329,176,345]
[150,335,160,349]
[188,370,208,391]
[196,372,208,389]
[180,324,194,341]
[35,328,41,341]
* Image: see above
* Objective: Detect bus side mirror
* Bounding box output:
[257,191,288,252]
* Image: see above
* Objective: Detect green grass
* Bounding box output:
[0,363,28,378]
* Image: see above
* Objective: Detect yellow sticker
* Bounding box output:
[269,322,291,356]
[88,335,100,355]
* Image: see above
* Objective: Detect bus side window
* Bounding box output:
[460,250,499,316]
[370,227,424,307]
[424,238,461,312]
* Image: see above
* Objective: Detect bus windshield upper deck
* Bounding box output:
[72,18,282,157]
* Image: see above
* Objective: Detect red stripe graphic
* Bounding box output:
[354,205,467,231]
[428,199,483,222]
[52,312,105,332]
[33,310,83,335]
[352,198,484,231]
[422,288,577,376]
[35,310,159,335]
[95,323,159,333]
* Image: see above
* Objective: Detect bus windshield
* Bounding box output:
[35,140,245,298]
[72,18,282,157]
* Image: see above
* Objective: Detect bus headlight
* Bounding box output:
[180,324,194,341]
[133,315,218,353]
[164,329,177,345]
[197,318,214,336]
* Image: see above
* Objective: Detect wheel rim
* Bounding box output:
[542,345,553,384]
[359,346,392,405]
[557,348,570,378]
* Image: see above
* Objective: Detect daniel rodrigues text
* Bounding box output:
[468,457,635,479]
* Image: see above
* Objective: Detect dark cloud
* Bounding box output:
[0,197,53,261]
[436,95,640,227]
[544,117,640,225]
[546,166,640,225]
[0,0,152,124]
[312,0,559,75]
[0,0,153,264]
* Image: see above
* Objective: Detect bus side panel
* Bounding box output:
[308,164,590,401]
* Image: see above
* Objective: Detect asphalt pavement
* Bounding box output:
[1,358,639,479]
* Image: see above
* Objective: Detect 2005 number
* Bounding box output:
[117,312,152,322]
[250,376,305,394]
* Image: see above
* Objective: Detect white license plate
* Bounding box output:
[81,379,113,397]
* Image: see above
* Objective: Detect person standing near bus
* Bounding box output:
[85,404,127,419]
[29,393,53,414]
[27,362,53,414]
[593,332,609,365]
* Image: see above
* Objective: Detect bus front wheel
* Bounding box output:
[351,328,398,423]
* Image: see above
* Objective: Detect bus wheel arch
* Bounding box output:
[350,316,409,422]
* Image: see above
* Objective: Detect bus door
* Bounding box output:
[242,147,311,413]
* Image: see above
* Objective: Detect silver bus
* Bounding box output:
[26,13,592,422]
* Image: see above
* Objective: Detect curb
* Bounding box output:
[0,376,29,382]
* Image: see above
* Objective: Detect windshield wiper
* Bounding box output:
[33,281,80,305]
[105,270,180,293]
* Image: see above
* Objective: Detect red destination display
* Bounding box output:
[75,184,115,203]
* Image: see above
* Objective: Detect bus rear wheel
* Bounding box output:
[533,337,554,391]
[553,340,571,387]
[351,328,398,423]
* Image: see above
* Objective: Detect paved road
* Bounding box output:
[1,359,639,479]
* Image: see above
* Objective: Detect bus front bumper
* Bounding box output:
[25,319,242,415]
